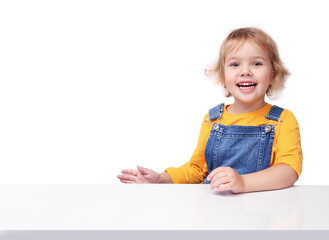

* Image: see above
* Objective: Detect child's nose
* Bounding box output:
[240,67,252,77]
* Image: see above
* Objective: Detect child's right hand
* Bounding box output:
[117,166,161,184]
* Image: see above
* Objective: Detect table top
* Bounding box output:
[0,184,328,230]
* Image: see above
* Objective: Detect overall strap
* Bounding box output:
[207,103,224,121]
[265,105,284,121]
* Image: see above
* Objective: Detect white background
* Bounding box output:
[0,0,328,185]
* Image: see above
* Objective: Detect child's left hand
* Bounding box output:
[207,167,246,193]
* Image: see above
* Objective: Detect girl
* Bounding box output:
[117,27,303,193]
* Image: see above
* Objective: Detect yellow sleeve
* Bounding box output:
[272,109,303,179]
[164,114,210,183]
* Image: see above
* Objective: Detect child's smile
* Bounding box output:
[236,81,257,93]
[224,40,273,112]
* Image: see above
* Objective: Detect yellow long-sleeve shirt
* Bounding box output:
[165,103,303,183]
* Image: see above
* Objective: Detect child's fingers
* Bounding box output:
[215,182,231,192]
[207,167,227,180]
[210,171,229,182]
[210,176,230,190]
[120,179,135,184]
[117,174,136,181]
[121,169,139,176]
[137,166,149,174]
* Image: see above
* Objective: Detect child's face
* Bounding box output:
[224,40,273,106]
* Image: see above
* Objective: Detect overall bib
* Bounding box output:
[203,103,284,184]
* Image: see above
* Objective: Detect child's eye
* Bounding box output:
[230,63,239,67]
[253,62,263,66]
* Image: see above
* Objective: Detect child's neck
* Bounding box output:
[227,101,267,114]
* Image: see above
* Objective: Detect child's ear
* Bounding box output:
[270,71,275,85]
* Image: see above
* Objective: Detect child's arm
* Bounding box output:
[207,164,297,193]
[118,166,173,184]
[241,163,297,192]
[159,172,174,183]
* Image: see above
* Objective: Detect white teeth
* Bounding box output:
[237,82,257,89]
[238,83,256,86]
[240,86,255,89]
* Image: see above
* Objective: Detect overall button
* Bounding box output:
[265,125,272,133]
[213,124,220,131]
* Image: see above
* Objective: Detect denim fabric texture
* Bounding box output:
[203,103,284,184]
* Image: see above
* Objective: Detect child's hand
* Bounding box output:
[117,166,160,184]
[207,167,246,193]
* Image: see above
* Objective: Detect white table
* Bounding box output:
[0,184,328,239]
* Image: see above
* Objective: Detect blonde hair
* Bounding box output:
[205,27,290,98]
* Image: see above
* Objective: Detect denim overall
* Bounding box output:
[203,103,284,184]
